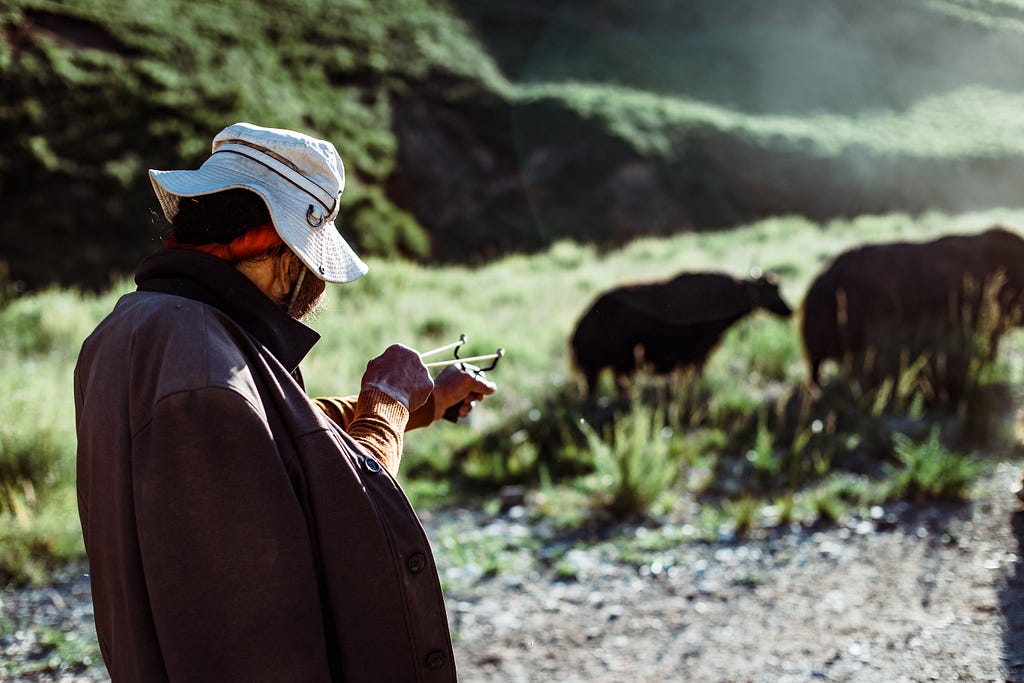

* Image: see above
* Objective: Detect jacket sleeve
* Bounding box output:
[131,386,332,681]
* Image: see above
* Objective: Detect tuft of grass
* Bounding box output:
[887,429,988,501]
[722,496,761,537]
[746,414,780,478]
[552,558,581,582]
[534,479,592,531]
[579,400,680,517]
[0,622,101,679]
[767,495,796,527]
[809,491,847,525]
[433,521,538,591]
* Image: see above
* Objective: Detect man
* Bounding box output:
[74,122,495,681]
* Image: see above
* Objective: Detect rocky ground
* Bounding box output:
[3,460,1024,682]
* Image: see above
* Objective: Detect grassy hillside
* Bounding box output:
[456,0,1024,114]
[0,0,506,289]
[5,209,1023,584]
[7,0,1024,292]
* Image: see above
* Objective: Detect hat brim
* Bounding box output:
[150,156,367,284]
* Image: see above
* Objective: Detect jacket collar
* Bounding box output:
[134,249,321,372]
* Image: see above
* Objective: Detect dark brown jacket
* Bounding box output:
[74,250,455,682]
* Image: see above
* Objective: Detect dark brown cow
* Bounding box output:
[570,272,793,395]
[800,226,1024,394]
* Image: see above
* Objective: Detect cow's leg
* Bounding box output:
[614,371,632,397]
[808,357,821,386]
[583,369,598,399]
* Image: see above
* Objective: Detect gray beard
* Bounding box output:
[280,268,327,322]
[290,289,326,322]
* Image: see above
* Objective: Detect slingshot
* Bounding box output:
[418,334,505,422]
[419,333,505,372]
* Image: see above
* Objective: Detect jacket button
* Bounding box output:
[364,456,381,473]
[425,651,446,670]
[407,552,426,574]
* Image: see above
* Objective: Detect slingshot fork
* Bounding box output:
[419,334,505,372]
[418,333,505,421]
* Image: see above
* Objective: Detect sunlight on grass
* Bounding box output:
[4,210,1024,582]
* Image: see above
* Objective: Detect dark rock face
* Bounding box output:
[386,83,692,265]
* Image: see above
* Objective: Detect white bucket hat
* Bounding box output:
[149,122,368,283]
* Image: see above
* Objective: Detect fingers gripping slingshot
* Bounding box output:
[419,334,505,422]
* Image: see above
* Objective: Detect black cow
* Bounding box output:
[801,226,1024,399]
[571,272,793,395]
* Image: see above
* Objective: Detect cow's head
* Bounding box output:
[747,274,793,318]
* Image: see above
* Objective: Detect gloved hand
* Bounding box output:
[361,344,434,411]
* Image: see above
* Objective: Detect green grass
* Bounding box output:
[433,518,538,591]
[0,619,102,679]
[579,399,680,517]
[0,286,124,583]
[887,429,989,500]
[4,210,1024,584]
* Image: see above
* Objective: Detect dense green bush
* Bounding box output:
[0,0,501,289]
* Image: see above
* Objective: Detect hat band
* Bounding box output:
[213,142,338,217]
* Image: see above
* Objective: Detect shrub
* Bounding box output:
[579,400,680,517]
[887,429,987,501]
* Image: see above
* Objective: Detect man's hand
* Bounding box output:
[361,344,434,411]
[431,364,497,422]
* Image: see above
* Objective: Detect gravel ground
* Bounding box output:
[3,460,1024,682]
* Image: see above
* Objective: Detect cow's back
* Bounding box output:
[610,273,747,325]
[800,226,1024,383]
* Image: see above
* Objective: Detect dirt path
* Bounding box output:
[444,460,1024,682]
[4,461,1023,682]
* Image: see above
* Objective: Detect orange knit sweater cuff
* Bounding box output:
[347,389,410,474]
[356,389,410,427]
